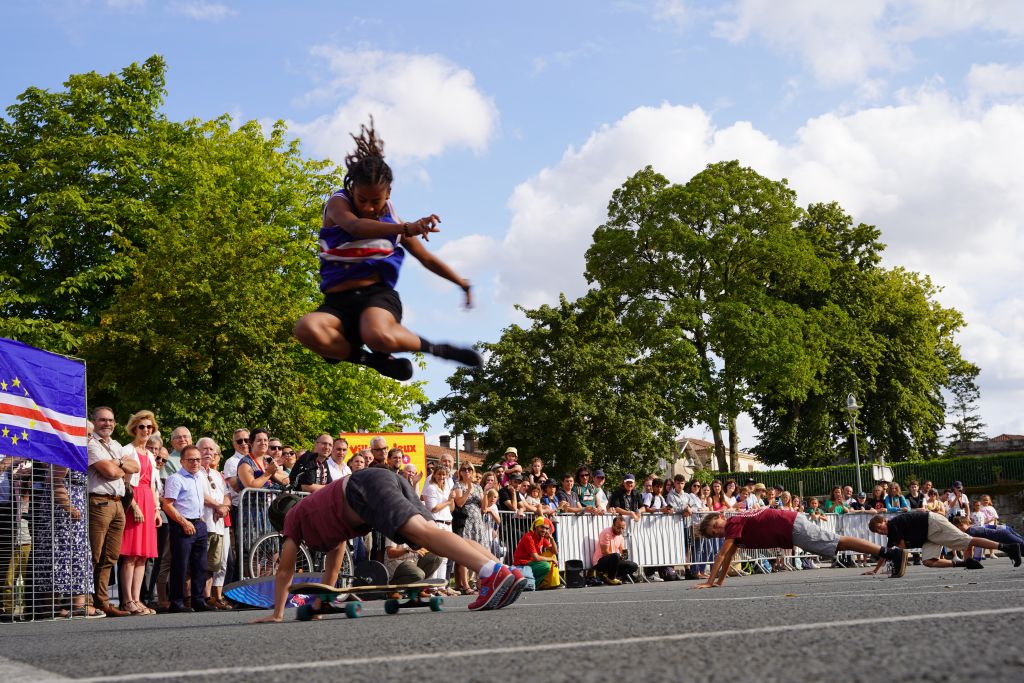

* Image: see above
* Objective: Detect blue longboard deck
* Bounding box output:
[224,574,325,609]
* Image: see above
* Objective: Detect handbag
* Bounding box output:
[122,481,135,511]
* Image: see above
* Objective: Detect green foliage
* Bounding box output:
[715,452,1024,498]
[424,290,679,481]
[1,58,428,447]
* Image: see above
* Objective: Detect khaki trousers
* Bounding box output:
[88,496,125,607]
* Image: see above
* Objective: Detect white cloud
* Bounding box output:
[168,1,235,21]
[288,48,499,165]
[481,86,1024,435]
[652,0,690,30]
[967,63,1024,104]
[713,0,1024,85]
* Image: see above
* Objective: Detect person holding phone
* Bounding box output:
[236,428,289,491]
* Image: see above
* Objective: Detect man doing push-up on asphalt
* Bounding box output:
[693,508,908,588]
[253,467,526,622]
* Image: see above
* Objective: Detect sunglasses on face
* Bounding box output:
[282,451,294,457]
[135,424,154,432]
[269,445,282,451]
[235,438,248,444]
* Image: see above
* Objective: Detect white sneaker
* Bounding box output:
[647,574,664,582]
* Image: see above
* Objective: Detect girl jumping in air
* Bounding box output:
[294,119,482,380]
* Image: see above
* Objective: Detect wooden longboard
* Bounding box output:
[288,579,447,621]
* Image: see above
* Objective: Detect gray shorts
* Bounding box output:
[791,514,840,558]
[346,468,434,547]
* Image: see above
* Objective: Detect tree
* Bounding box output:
[1,58,428,446]
[946,358,986,451]
[425,291,680,480]
[585,162,827,470]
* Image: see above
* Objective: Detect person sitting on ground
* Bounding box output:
[608,474,644,521]
[252,468,527,622]
[695,508,909,588]
[642,478,672,513]
[513,516,561,589]
[383,535,444,587]
[823,487,848,515]
[884,483,910,513]
[867,510,1021,572]
[555,474,583,514]
[592,515,638,585]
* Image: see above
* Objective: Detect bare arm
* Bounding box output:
[694,538,738,589]
[252,537,299,623]
[403,237,472,308]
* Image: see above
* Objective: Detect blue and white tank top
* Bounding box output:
[319,189,405,292]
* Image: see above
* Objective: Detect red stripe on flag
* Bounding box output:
[0,401,87,438]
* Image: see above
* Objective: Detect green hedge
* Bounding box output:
[713,452,1024,498]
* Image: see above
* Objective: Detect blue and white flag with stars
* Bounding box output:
[0,338,87,471]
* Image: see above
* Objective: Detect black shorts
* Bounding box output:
[346,468,433,547]
[316,283,403,350]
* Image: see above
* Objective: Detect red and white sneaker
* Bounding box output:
[468,565,515,611]
[494,567,528,610]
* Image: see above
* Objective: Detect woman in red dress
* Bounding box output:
[119,410,161,615]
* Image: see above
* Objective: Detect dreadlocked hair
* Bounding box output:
[343,117,393,193]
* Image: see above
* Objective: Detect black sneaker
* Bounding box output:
[358,352,414,381]
[888,547,908,578]
[1002,543,1022,567]
[964,558,984,569]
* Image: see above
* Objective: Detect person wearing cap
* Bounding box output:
[608,474,643,521]
[848,491,872,513]
[571,466,599,513]
[555,475,583,514]
[695,508,910,588]
[592,470,609,513]
[539,479,560,515]
[946,481,969,519]
[513,516,560,589]
[868,510,1020,572]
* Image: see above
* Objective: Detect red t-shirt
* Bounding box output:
[724,508,798,549]
[282,478,367,553]
[513,531,552,565]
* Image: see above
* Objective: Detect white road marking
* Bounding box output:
[0,655,71,682]
[59,606,1024,682]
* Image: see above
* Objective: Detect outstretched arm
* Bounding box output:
[403,237,473,308]
[694,538,738,589]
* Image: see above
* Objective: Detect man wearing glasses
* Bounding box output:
[222,428,249,583]
[293,434,334,493]
[368,435,389,468]
[87,407,139,617]
[161,445,212,612]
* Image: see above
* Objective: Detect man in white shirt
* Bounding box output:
[222,428,248,584]
[87,407,139,617]
[198,438,231,609]
[327,437,353,481]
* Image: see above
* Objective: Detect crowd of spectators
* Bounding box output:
[1,418,1018,621]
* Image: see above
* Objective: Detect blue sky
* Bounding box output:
[3,1,1023,447]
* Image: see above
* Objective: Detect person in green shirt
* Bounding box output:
[823,486,848,515]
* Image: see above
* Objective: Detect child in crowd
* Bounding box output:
[806,497,828,522]
[252,468,526,623]
[978,495,999,525]
[694,508,907,588]
[642,478,672,513]
[866,510,1021,572]
[293,118,481,381]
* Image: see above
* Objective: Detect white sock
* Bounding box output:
[479,561,499,578]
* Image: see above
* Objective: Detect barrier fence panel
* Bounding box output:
[2,458,92,622]
[549,513,615,570]
[624,513,689,569]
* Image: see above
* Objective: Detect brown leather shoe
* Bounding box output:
[101,604,131,618]
[215,599,234,610]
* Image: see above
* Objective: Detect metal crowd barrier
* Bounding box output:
[234,489,922,582]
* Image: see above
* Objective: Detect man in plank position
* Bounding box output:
[867,510,1021,572]
[693,508,908,588]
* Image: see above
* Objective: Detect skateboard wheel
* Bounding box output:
[296,604,314,622]
[384,599,400,615]
[429,596,444,612]
[344,602,362,619]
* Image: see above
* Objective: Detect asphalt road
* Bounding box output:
[2,564,1023,682]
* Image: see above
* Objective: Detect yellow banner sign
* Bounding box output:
[340,432,427,490]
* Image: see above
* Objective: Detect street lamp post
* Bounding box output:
[846,394,863,495]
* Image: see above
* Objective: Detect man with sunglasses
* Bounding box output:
[222,428,249,583]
